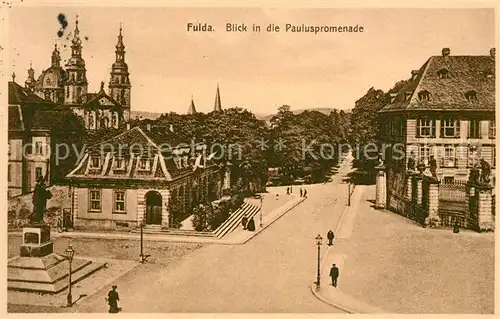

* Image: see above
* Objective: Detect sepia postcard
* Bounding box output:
[1,0,498,315]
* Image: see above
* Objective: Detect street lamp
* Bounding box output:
[65,244,75,307]
[259,195,263,228]
[315,234,323,291]
[140,219,145,262]
[348,182,351,207]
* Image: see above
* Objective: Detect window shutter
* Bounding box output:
[455,120,461,138]
[416,119,421,137]
[440,119,444,138]
[431,119,436,138]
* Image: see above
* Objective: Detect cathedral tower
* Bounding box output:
[109,25,131,121]
[64,17,88,105]
[24,62,36,91]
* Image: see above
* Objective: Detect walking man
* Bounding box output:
[303,189,308,198]
[329,264,339,287]
[300,188,303,197]
[327,230,334,246]
[106,285,120,313]
[286,187,290,195]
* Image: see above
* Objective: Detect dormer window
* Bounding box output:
[138,158,151,171]
[90,156,101,169]
[437,68,450,79]
[417,90,431,101]
[404,91,412,101]
[114,157,125,170]
[464,90,477,103]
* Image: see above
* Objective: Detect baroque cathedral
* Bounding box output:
[23,18,131,130]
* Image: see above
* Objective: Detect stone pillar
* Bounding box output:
[136,189,146,226]
[424,178,441,227]
[477,185,494,232]
[406,172,415,200]
[416,175,423,205]
[160,189,170,229]
[223,166,231,190]
[375,166,387,209]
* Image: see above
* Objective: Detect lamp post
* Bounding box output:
[65,244,75,307]
[259,195,263,228]
[315,234,323,291]
[140,219,145,262]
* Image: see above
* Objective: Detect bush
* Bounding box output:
[230,194,244,211]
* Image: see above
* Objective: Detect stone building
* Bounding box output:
[379,48,496,184]
[8,80,85,197]
[65,124,221,230]
[25,18,131,130]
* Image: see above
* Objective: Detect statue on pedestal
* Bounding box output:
[480,158,491,184]
[376,151,384,168]
[429,156,438,179]
[30,176,52,225]
[407,151,416,171]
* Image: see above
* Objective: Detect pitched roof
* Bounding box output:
[380,54,495,113]
[8,81,56,106]
[78,90,122,110]
[8,105,24,131]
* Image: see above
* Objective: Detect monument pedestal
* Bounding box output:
[8,224,106,293]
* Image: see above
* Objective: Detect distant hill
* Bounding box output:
[130,110,163,120]
[130,107,351,122]
[257,108,352,122]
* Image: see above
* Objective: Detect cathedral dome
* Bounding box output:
[35,66,67,89]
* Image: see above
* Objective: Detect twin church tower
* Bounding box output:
[24,18,131,130]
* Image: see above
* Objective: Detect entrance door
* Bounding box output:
[145,191,162,225]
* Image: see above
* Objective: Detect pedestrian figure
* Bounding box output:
[286,187,290,195]
[242,216,248,230]
[106,285,120,313]
[276,193,279,200]
[247,217,256,231]
[303,189,307,198]
[327,230,334,246]
[329,264,339,287]
[300,188,303,197]
[453,221,460,233]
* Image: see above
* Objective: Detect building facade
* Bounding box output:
[25,19,131,130]
[379,48,496,184]
[66,125,221,230]
[8,81,85,197]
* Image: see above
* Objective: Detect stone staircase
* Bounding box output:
[213,202,261,239]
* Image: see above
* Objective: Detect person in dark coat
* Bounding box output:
[107,285,120,313]
[300,188,303,197]
[246,217,256,231]
[303,189,307,198]
[286,187,290,195]
[327,230,334,246]
[329,264,339,287]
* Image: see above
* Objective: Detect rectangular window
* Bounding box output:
[90,156,101,169]
[35,167,43,180]
[8,164,11,182]
[8,142,11,156]
[489,120,496,138]
[419,146,430,166]
[114,157,125,170]
[467,146,479,167]
[138,158,150,171]
[442,145,456,167]
[35,142,43,155]
[468,120,481,138]
[440,119,460,138]
[89,190,101,211]
[114,190,126,213]
[443,176,455,184]
[493,147,496,168]
[417,118,435,137]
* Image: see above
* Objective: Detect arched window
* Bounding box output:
[76,87,82,100]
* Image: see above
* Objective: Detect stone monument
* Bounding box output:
[8,176,106,293]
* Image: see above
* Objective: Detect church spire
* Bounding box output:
[213,83,222,112]
[64,15,88,105]
[71,15,82,57]
[25,61,36,90]
[188,95,197,114]
[109,23,131,119]
[51,44,61,67]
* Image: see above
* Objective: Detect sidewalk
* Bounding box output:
[313,184,495,314]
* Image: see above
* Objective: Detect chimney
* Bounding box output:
[490,48,495,58]
[442,48,451,57]
[169,124,174,133]
[146,123,151,131]
[126,123,130,130]
[411,70,419,81]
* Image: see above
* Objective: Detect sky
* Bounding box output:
[7,7,496,115]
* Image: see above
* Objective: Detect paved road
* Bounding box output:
[77,162,353,313]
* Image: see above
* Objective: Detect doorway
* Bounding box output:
[145,191,162,225]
